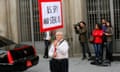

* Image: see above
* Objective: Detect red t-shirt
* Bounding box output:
[92,29,104,44]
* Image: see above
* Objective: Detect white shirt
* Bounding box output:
[49,40,69,59]
[45,31,51,40]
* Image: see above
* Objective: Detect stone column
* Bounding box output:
[0,0,18,43]
[62,0,87,56]
[6,0,18,43]
[9,0,18,43]
[71,0,87,56]
[0,0,7,37]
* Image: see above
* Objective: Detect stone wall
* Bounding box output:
[0,0,18,43]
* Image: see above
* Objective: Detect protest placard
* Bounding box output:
[38,0,63,32]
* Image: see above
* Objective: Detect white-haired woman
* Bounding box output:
[49,32,69,72]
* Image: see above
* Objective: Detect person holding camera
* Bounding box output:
[74,21,91,60]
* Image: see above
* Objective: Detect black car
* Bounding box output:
[0,36,39,71]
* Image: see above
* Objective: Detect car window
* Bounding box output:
[0,36,16,48]
[0,50,7,54]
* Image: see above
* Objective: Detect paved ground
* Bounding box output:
[25,55,120,72]
[22,41,120,72]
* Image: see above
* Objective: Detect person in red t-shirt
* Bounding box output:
[91,23,104,65]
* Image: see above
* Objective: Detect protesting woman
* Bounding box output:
[49,32,69,72]
[91,23,104,65]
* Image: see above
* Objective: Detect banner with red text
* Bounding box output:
[38,0,63,32]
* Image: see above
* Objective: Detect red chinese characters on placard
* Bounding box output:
[38,0,63,32]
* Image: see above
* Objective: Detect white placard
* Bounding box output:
[41,2,62,29]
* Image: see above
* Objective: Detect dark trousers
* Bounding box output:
[93,44,102,60]
[101,35,107,60]
[101,42,106,60]
[106,41,113,61]
[80,42,91,58]
[44,40,51,57]
[50,59,68,72]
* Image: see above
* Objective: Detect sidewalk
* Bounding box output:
[24,41,120,72]
[25,55,120,72]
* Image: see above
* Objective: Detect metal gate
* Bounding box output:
[113,0,120,52]
[18,0,44,43]
[17,0,45,54]
[86,0,120,53]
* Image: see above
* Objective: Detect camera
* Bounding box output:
[73,22,80,34]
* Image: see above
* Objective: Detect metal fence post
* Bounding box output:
[30,0,35,46]
[110,0,116,52]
